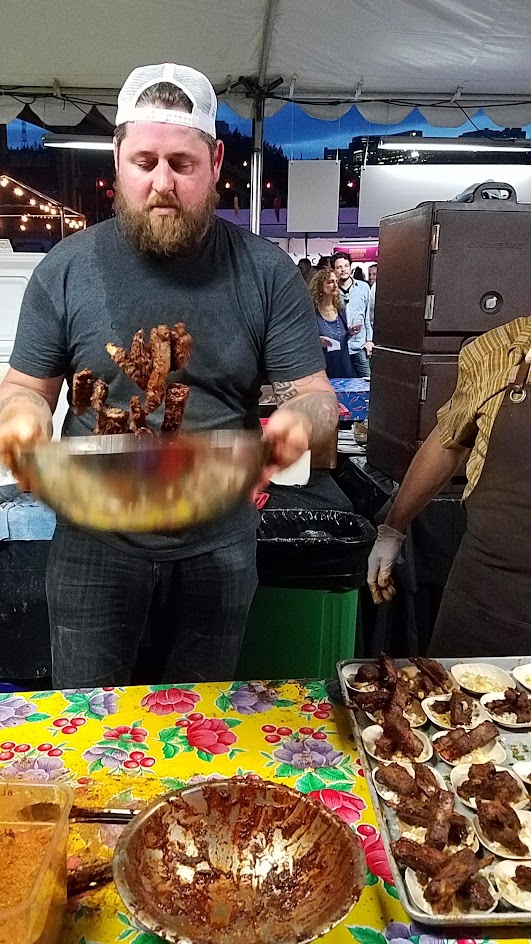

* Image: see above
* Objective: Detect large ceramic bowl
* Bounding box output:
[17,431,267,532]
[113,779,365,944]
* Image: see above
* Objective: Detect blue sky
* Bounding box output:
[7,103,519,158]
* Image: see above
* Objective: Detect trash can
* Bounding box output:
[236,510,376,679]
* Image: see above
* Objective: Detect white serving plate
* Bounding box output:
[473,809,531,860]
[398,818,479,853]
[432,729,506,767]
[450,763,528,810]
[493,860,531,912]
[422,694,488,730]
[341,662,379,694]
[451,662,516,696]
[480,692,531,730]
[513,762,531,786]
[372,762,446,804]
[362,724,433,764]
[366,699,427,729]
[405,867,498,917]
[512,664,531,693]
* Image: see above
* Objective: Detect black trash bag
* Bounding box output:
[257,509,376,591]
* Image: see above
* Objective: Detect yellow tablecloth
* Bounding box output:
[0,680,524,944]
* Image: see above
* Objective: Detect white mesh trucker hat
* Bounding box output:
[116,63,217,139]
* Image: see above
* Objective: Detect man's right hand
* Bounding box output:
[0,412,50,489]
[367,524,406,604]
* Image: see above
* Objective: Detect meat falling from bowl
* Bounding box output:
[72,322,193,435]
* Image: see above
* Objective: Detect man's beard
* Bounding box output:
[114,180,219,256]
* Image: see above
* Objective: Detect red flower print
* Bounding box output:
[308,789,366,825]
[186,718,237,755]
[356,823,394,884]
[105,725,147,743]
[140,688,200,716]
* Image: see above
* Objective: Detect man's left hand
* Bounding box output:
[258,410,311,489]
[364,341,374,357]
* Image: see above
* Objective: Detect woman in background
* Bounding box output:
[310,269,353,379]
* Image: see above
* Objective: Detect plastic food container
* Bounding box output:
[0,781,73,944]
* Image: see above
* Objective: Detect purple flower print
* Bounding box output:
[0,696,37,728]
[229,683,278,714]
[87,691,119,717]
[273,737,343,770]
[82,745,129,769]
[0,755,67,782]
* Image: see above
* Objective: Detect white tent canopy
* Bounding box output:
[2,0,531,128]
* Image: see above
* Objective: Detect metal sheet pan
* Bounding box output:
[337,655,531,928]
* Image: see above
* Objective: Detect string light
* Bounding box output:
[1,178,8,188]
[13,187,24,197]
[29,198,36,206]
[45,223,52,230]
[50,208,57,215]
[19,224,26,231]
[21,215,28,223]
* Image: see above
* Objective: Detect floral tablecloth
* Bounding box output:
[0,680,525,944]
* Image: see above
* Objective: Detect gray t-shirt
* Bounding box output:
[11,217,324,560]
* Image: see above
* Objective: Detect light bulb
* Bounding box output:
[46,223,52,230]
[13,187,24,196]
[29,198,36,206]
[50,208,57,215]
[0,178,8,187]
[21,215,28,222]
[20,224,26,231]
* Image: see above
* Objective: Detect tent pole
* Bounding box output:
[250,93,264,235]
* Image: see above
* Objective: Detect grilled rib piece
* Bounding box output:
[425,789,455,850]
[106,331,152,391]
[477,799,528,857]
[514,865,531,892]
[457,762,521,804]
[434,720,498,763]
[145,325,172,413]
[485,687,531,723]
[450,691,474,727]
[414,764,440,800]
[411,657,453,693]
[94,407,129,435]
[352,663,380,685]
[161,383,190,433]
[425,848,488,913]
[392,838,447,876]
[169,322,193,371]
[72,368,96,415]
[375,763,417,797]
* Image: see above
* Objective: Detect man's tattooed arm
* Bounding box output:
[0,389,49,416]
[272,373,338,449]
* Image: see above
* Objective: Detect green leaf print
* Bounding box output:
[223,718,242,728]
[25,713,50,723]
[347,928,387,944]
[215,694,232,712]
[161,777,187,791]
[383,880,399,900]
[162,743,179,760]
[159,728,184,742]
[274,698,295,708]
[274,763,301,779]
[365,868,378,886]
[87,759,104,774]
[197,750,214,763]
[296,771,326,793]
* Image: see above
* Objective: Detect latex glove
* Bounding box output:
[367,524,406,604]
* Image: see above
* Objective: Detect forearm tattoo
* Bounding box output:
[272,379,338,448]
[0,390,48,415]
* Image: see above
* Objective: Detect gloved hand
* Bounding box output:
[367,524,406,604]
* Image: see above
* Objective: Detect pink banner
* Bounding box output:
[333,244,379,262]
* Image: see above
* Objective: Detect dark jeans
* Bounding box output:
[350,349,371,379]
[46,523,258,688]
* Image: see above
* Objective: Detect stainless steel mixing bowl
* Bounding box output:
[17,431,267,532]
[113,779,365,944]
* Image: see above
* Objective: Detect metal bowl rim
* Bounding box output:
[112,778,364,944]
[22,429,265,459]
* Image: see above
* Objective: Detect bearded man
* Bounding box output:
[0,64,336,688]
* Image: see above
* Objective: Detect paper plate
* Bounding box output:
[365,699,427,729]
[492,859,531,912]
[450,763,528,810]
[451,662,516,696]
[422,694,488,730]
[404,867,498,917]
[480,691,531,729]
[473,809,531,860]
[432,729,506,767]
[372,762,445,804]
[361,724,433,764]
[512,762,531,786]
[398,818,479,853]
[512,664,531,693]
[341,663,379,695]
